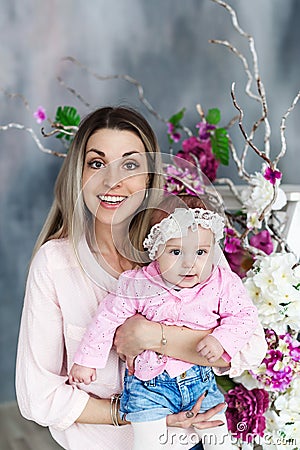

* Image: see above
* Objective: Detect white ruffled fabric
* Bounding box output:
[143,207,224,260]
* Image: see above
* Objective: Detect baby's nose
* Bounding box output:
[181,255,195,268]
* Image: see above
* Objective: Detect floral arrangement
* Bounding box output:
[1,0,300,448]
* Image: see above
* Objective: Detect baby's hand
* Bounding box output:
[196,335,224,363]
[69,363,97,385]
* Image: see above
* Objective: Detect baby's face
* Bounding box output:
[156,226,214,289]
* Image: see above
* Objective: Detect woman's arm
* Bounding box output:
[114,315,229,371]
[75,397,128,425]
[16,253,89,430]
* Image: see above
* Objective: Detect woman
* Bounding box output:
[15,106,262,449]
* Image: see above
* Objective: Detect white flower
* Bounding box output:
[272,379,300,442]
[241,171,287,218]
[243,252,300,332]
[247,211,262,229]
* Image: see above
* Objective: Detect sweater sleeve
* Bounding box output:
[73,272,139,368]
[15,247,89,431]
[211,267,259,358]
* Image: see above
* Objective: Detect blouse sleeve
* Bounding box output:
[73,272,140,368]
[15,246,89,431]
[214,322,268,378]
[211,267,260,358]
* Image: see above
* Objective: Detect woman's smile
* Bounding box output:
[97,194,128,208]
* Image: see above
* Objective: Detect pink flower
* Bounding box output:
[225,384,269,442]
[164,164,204,195]
[264,167,282,185]
[167,123,181,143]
[224,228,254,278]
[250,330,300,391]
[177,136,219,181]
[33,106,47,124]
[196,121,216,140]
[249,230,274,255]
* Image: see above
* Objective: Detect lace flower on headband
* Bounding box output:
[143,207,224,261]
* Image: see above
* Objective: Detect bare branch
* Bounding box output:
[0,122,67,158]
[231,83,271,166]
[0,88,32,113]
[274,91,300,166]
[228,136,250,180]
[209,39,260,102]
[60,56,168,124]
[224,114,239,130]
[56,75,91,108]
[214,177,244,203]
[196,103,206,121]
[210,0,272,159]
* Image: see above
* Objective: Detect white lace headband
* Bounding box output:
[143,207,225,261]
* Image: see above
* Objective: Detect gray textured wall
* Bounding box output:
[1,0,299,402]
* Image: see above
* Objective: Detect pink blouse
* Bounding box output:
[15,238,267,450]
[74,261,259,380]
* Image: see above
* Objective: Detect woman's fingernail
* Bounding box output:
[218,423,225,426]
[204,390,208,397]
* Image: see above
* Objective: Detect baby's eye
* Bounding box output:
[196,249,206,256]
[123,161,140,170]
[87,160,105,169]
[170,249,181,256]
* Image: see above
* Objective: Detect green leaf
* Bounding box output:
[210,127,229,165]
[206,108,221,125]
[55,106,81,141]
[168,108,186,127]
[215,375,237,393]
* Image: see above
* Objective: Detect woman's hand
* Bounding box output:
[114,314,158,373]
[166,393,225,430]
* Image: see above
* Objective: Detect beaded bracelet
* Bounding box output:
[110,393,122,427]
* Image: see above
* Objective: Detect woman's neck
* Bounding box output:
[93,221,134,276]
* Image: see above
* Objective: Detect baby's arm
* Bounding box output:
[71,272,140,372]
[69,363,96,385]
[208,267,259,360]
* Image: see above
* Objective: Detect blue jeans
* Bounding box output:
[120,365,224,423]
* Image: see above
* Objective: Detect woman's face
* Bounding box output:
[82,128,149,227]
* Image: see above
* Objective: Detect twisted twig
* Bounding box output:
[0,123,67,158]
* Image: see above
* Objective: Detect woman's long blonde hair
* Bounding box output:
[32,106,163,264]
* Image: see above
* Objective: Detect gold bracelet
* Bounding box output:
[160,323,167,346]
[110,393,121,427]
[157,323,167,362]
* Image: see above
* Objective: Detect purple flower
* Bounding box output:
[167,122,181,143]
[224,229,254,278]
[33,106,47,124]
[250,330,300,391]
[225,384,269,442]
[164,164,204,195]
[264,167,282,185]
[224,228,241,253]
[249,230,274,255]
[196,121,216,140]
[177,136,219,181]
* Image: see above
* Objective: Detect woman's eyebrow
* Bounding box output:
[85,149,142,157]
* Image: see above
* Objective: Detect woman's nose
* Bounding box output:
[102,165,123,190]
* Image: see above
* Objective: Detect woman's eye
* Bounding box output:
[87,160,105,169]
[170,249,181,256]
[123,161,139,170]
[196,249,206,256]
